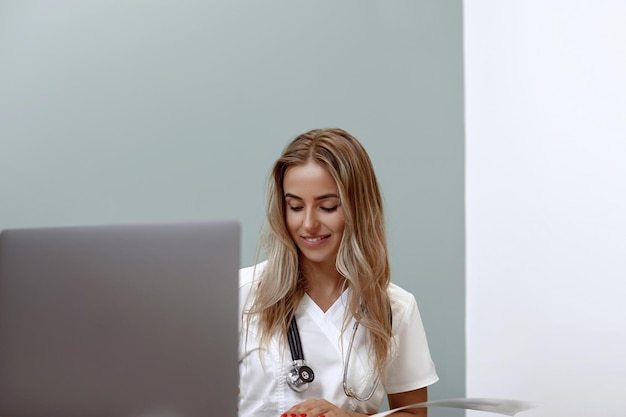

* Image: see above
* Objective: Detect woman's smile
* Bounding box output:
[301,234,331,245]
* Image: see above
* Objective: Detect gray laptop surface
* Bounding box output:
[0,221,240,417]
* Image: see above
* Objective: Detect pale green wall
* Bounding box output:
[0,1,464,414]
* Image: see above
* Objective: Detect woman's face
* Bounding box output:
[283,161,345,270]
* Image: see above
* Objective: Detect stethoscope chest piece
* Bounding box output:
[286,359,315,392]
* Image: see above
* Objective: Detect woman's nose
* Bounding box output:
[303,208,320,231]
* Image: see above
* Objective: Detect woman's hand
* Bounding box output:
[280,398,358,417]
[279,387,429,417]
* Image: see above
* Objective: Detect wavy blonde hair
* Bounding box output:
[247,128,392,376]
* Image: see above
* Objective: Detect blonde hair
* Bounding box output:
[247,128,392,376]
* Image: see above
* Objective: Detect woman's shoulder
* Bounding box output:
[238,261,267,311]
[387,282,421,321]
[387,281,415,304]
[239,260,268,287]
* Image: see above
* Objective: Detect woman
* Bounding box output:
[239,128,438,417]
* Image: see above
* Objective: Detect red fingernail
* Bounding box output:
[300,414,307,417]
[289,414,296,417]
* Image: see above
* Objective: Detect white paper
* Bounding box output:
[371,397,538,417]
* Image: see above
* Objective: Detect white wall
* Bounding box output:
[465,1,626,416]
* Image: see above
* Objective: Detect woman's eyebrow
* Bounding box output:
[284,193,339,201]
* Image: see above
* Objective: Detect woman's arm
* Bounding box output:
[387,386,428,417]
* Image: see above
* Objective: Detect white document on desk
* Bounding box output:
[371,397,538,417]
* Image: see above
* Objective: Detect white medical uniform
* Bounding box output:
[239,262,438,417]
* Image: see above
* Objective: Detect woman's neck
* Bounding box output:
[301,261,346,312]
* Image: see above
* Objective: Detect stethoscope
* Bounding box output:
[286,315,381,402]
[285,317,316,392]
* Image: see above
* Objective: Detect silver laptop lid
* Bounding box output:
[0,221,239,417]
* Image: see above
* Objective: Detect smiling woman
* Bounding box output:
[238,128,439,417]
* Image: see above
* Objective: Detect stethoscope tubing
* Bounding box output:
[287,317,304,361]
[342,320,379,401]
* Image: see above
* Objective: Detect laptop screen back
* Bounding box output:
[0,221,239,417]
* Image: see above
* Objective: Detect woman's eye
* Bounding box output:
[288,206,303,212]
[320,206,338,213]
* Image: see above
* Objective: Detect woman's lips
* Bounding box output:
[301,235,330,246]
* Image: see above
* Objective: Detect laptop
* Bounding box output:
[0,220,240,417]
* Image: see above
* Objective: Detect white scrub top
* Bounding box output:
[238,262,438,417]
